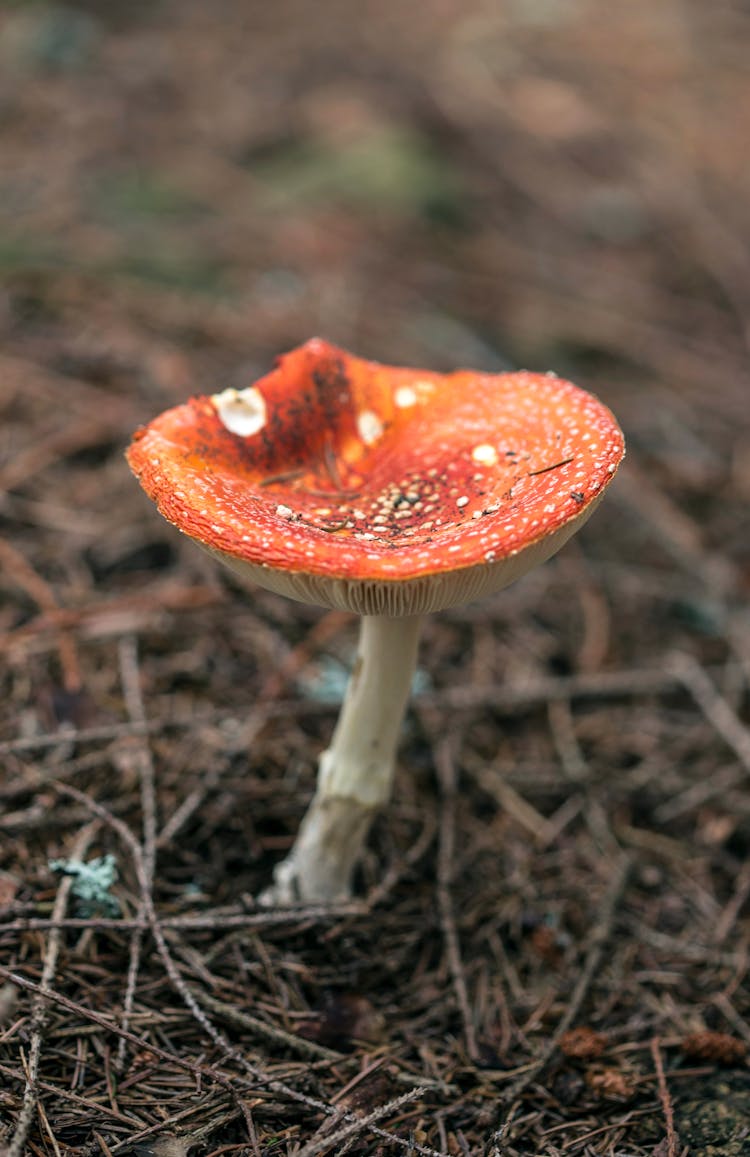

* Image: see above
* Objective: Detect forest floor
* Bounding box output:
[1,2,750,1154]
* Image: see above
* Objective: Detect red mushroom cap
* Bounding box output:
[127,339,624,615]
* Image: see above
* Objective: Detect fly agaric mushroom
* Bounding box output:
[127,338,624,904]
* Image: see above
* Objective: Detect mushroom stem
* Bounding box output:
[260,614,423,904]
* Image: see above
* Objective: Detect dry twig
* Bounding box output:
[2,823,100,1157]
[433,736,480,1063]
[0,537,81,693]
[114,636,158,1071]
[649,1037,679,1157]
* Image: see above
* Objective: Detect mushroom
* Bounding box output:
[127,339,624,904]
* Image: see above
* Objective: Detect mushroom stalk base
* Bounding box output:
[260,614,423,905]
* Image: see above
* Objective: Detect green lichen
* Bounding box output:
[49,854,120,918]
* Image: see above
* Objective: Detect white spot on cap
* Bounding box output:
[212,387,267,437]
[456,495,469,508]
[357,409,383,445]
[276,504,294,519]
[395,386,418,408]
[472,443,498,466]
[395,379,437,407]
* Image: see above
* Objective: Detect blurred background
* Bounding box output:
[2,2,750,1154]
[1,0,748,397]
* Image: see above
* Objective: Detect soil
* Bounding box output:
[1,2,750,1155]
